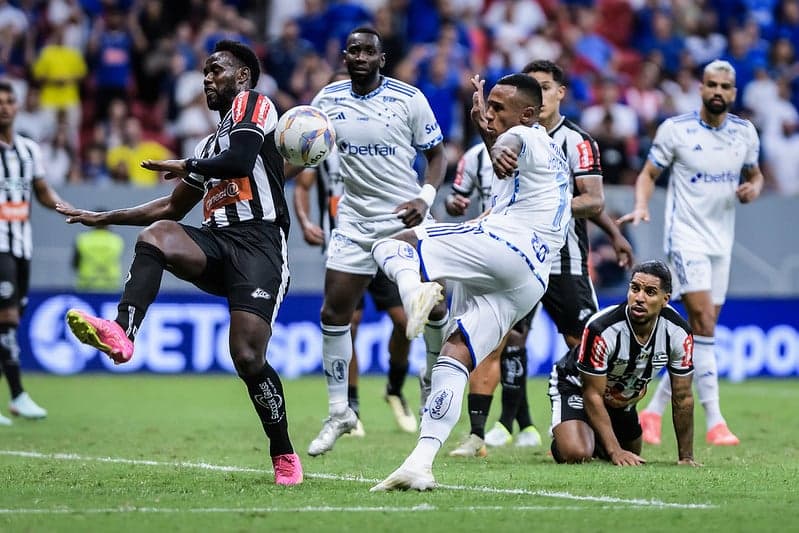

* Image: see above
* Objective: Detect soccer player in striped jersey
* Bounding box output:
[448,60,634,458]
[548,261,699,466]
[305,27,448,457]
[0,80,70,424]
[619,59,764,447]
[57,41,303,485]
[370,73,571,490]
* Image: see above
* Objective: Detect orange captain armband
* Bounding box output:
[329,195,340,218]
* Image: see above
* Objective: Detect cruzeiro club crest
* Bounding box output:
[326,358,347,383]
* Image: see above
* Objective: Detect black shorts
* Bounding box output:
[0,253,30,310]
[356,269,402,312]
[180,221,288,324]
[548,370,642,445]
[538,273,598,338]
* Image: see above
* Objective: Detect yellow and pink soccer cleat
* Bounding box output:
[66,309,134,364]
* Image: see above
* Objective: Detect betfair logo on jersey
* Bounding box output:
[339,141,397,156]
[690,171,738,184]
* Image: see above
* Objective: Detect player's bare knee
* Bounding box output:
[555,440,593,463]
[320,304,352,327]
[138,220,177,250]
[690,312,716,336]
[231,349,264,376]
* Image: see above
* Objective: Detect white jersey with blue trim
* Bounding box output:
[311,76,443,226]
[480,124,572,262]
[648,111,759,256]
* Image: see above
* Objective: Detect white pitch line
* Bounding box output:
[0,450,715,509]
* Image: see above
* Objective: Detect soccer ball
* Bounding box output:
[274,105,336,167]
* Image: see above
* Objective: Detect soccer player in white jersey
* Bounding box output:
[59,41,304,485]
[0,80,69,424]
[370,73,571,491]
[306,27,448,457]
[618,59,764,446]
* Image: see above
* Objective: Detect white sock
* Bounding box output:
[410,356,469,468]
[372,238,421,301]
[693,335,725,429]
[422,312,450,382]
[644,374,672,416]
[321,323,352,416]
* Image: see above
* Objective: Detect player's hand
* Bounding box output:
[470,75,488,130]
[490,144,518,178]
[395,198,427,228]
[677,458,702,467]
[301,223,325,246]
[736,181,761,203]
[56,204,106,226]
[445,193,470,216]
[611,234,635,268]
[609,449,646,466]
[141,159,188,180]
[616,206,650,226]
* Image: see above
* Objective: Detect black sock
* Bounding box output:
[116,241,166,341]
[499,346,526,432]
[241,362,294,457]
[467,393,492,439]
[0,324,23,398]
[347,385,360,417]
[386,360,408,396]
[515,348,533,429]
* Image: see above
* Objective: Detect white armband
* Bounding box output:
[418,184,437,208]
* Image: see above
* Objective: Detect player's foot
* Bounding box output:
[706,423,740,446]
[449,434,487,457]
[385,391,417,433]
[343,418,366,438]
[307,407,358,456]
[404,282,444,339]
[272,452,303,486]
[418,367,431,417]
[0,410,12,426]
[8,392,47,419]
[370,461,436,492]
[484,421,513,447]
[639,410,662,445]
[515,425,542,448]
[66,309,133,364]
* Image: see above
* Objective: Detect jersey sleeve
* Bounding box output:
[409,91,443,150]
[570,133,602,179]
[452,149,478,196]
[28,141,46,179]
[647,119,676,169]
[230,90,278,138]
[667,327,695,375]
[575,321,615,376]
[743,120,760,169]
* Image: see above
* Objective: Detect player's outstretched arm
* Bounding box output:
[293,168,325,246]
[56,180,203,227]
[670,372,699,466]
[33,177,72,211]
[617,160,662,226]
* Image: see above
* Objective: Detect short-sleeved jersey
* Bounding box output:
[555,303,694,402]
[479,124,572,265]
[0,135,45,259]
[648,111,759,256]
[311,77,443,226]
[183,89,289,233]
[452,143,493,212]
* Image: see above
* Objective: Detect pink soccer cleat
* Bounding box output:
[639,410,662,445]
[272,452,303,486]
[66,309,134,364]
[706,423,740,446]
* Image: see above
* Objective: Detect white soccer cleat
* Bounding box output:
[0,410,12,426]
[404,282,444,339]
[343,418,366,438]
[307,408,358,456]
[514,426,542,448]
[484,421,513,447]
[385,393,418,433]
[449,434,488,458]
[9,392,47,419]
[370,462,436,492]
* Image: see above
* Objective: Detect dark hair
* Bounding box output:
[631,260,672,293]
[213,40,260,88]
[496,73,543,108]
[521,59,567,87]
[347,26,382,49]
[0,80,15,96]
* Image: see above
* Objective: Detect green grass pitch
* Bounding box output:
[0,375,797,532]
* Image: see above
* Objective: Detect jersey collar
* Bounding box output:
[350,76,387,100]
[696,110,728,131]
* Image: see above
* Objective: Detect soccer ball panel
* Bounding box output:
[274,105,336,167]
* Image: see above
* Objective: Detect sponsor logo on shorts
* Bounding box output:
[398,243,415,259]
[251,288,272,300]
[567,394,584,410]
[429,388,453,419]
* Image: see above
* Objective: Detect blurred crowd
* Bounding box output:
[2,0,799,197]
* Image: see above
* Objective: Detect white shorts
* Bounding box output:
[415,222,551,366]
[668,250,731,305]
[326,215,435,275]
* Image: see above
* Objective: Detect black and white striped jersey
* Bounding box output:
[554,303,694,402]
[0,134,44,259]
[549,116,602,276]
[184,89,289,233]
